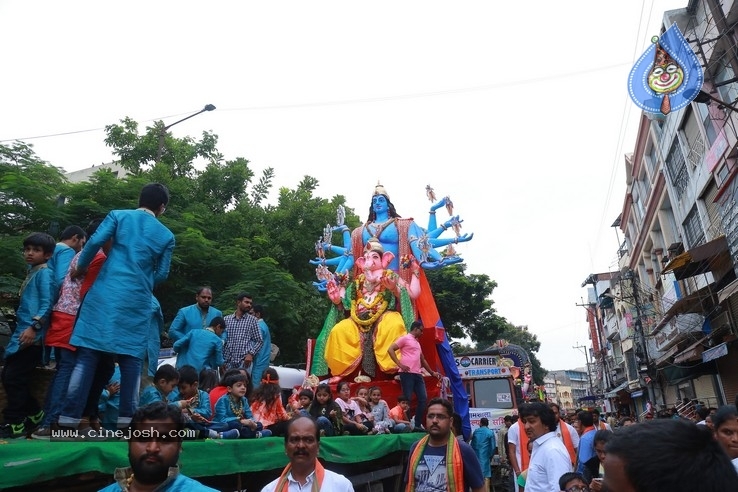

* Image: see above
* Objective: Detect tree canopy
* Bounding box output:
[0,121,547,382]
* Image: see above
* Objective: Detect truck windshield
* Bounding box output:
[472,378,514,409]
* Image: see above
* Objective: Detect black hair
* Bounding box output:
[236,292,252,301]
[593,429,611,446]
[519,402,558,432]
[605,419,738,491]
[219,368,246,386]
[132,401,183,426]
[252,304,265,317]
[198,368,218,392]
[367,193,400,222]
[196,286,212,295]
[480,417,489,426]
[558,472,586,491]
[224,371,249,389]
[548,402,561,413]
[23,232,56,255]
[504,415,513,423]
[154,364,179,383]
[452,412,463,437]
[578,410,594,428]
[208,316,224,329]
[696,406,711,420]
[712,405,738,430]
[285,415,320,445]
[397,396,409,404]
[251,367,281,406]
[177,365,198,385]
[314,383,334,402]
[85,219,104,238]
[138,183,170,211]
[427,397,453,419]
[299,389,314,401]
[410,320,423,331]
[59,225,86,241]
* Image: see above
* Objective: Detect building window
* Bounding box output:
[715,53,738,110]
[695,102,718,147]
[679,108,705,169]
[682,205,705,248]
[665,139,689,198]
[716,161,735,187]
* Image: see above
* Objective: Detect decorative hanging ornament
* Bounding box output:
[627,24,703,115]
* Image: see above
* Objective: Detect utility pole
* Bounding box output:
[629,271,658,406]
[573,342,595,397]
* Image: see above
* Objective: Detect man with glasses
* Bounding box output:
[261,416,354,491]
[404,398,485,492]
[558,472,590,492]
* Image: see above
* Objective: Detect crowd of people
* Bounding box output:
[462,400,738,491]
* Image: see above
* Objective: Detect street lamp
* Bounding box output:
[156,104,216,162]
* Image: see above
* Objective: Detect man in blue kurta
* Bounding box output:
[470,417,498,490]
[172,316,225,373]
[250,304,272,389]
[168,287,223,342]
[59,183,175,430]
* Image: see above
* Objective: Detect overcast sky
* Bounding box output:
[0,1,687,370]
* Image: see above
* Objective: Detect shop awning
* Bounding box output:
[654,344,680,366]
[702,342,729,363]
[605,382,629,398]
[661,236,730,281]
[662,360,717,385]
[718,278,738,304]
[673,336,709,364]
[653,286,711,331]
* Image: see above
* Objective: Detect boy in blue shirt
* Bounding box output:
[168,365,212,439]
[172,316,225,374]
[1,232,55,438]
[139,364,179,407]
[212,372,270,439]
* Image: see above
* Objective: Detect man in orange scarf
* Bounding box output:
[405,398,486,492]
[549,403,579,467]
[261,416,353,491]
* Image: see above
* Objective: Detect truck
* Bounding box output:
[456,342,531,434]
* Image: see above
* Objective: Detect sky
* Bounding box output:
[0,1,688,371]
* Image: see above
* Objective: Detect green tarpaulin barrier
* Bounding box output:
[0,433,419,489]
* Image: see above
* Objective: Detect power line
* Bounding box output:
[1,62,633,144]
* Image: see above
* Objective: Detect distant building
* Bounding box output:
[65,162,128,183]
[548,369,589,404]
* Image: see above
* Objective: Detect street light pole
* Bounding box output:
[573,342,595,397]
[157,104,216,162]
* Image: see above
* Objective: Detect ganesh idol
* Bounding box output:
[310,183,473,380]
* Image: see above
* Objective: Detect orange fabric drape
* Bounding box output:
[407,435,464,492]
[559,419,576,465]
[518,419,531,471]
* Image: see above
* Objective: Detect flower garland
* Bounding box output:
[229,395,245,419]
[349,274,390,331]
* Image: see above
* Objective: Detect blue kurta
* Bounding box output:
[169,388,212,419]
[150,296,165,377]
[470,425,497,478]
[6,264,53,356]
[251,318,272,387]
[139,384,171,406]
[69,209,175,358]
[99,470,218,491]
[213,394,252,423]
[47,243,75,297]
[173,327,224,373]
[169,304,223,342]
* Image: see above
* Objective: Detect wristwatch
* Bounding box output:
[31,319,42,331]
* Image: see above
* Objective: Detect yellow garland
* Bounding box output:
[350,275,389,331]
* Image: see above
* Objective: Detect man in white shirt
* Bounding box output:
[261,416,354,492]
[519,402,572,492]
[549,402,579,466]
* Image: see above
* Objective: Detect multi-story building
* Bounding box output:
[548,369,590,410]
[593,0,738,418]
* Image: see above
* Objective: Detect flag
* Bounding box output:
[627,24,703,114]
